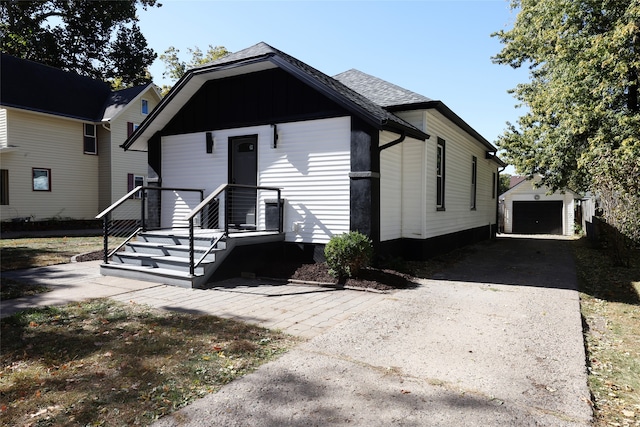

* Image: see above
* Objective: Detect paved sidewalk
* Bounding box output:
[0,261,383,338]
[1,261,157,318]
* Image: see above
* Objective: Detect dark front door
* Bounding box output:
[513,201,563,234]
[228,135,257,229]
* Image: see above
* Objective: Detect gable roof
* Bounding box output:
[123,42,429,151]
[0,52,155,122]
[333,68,503,159]
[102,85,153,121]
[499,175,581,199]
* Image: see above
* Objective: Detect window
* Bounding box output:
[128,173,144,198]
[141,99,149,115]
[33,168,51,191]
[471,156,477,210]
[0,169,8,205]
[127,122,139,137]
[436,138,446,210]
[84,123,97,154]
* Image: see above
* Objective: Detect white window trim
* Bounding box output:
[84,123,97,155]
[141,99,149,115]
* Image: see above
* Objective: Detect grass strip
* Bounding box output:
[0,299,297,426]
[573,237,640,426]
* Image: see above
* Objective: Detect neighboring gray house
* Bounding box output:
[99,42,505,287]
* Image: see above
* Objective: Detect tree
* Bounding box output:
[493,0,640,244]
[0,0,160,88]
[498,173,512,196]
[159,45,230,95]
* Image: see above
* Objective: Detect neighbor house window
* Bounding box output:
[471,156,477,210]
[436,138,446,210]
[84,123,97,154]
[141,99,149,115]
[0,169,8,205]
[128,173,144,198]
[33,168,51,191]
[127,122,140,137]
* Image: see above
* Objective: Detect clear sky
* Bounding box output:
[138,0,527,171]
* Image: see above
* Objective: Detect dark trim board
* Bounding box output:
[378,224,497,261]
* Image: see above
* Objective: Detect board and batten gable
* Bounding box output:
[0,108,99,221]
[161,117,351,243]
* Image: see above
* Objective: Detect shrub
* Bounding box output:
[324,231,373,278]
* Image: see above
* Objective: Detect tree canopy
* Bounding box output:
[493,0,640,242]
[0,0,160,88]
[158,45,230,95]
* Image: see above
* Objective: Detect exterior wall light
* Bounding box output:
[271,124,278,148]
[206,132,214,153]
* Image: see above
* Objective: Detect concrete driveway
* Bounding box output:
[153,235,592,426]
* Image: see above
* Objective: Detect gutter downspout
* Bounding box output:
[378,131,405,152]
[496,164,507,236]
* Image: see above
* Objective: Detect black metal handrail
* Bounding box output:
[183,184,283,276]
[96,186,204,263]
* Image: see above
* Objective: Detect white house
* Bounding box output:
[0,53,162,224]
[97,42,505,287]
[499,176,580,236]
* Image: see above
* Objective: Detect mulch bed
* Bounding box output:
[257,261,417,291]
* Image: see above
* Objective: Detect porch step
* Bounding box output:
[125,242,223,260]
[100,229,285,288]
[100,263,198,288]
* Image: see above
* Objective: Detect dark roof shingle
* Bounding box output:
[1,53,152,122]
[333,69,432,107]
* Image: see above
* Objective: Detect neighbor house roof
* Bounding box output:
[102,84,155,121]
[0,52,155,122]
[123,42,430,151]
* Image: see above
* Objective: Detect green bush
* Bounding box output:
[324,231,373,278]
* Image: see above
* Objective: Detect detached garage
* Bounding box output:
[499,176,580,236]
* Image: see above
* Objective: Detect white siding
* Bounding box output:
[394,110,427,133]
[379,131,428,242]
[161,117,351,242]
[380,133,402,241]
[423,110,497,238]
[97,125,112,211]
[0,109,7,147]
[401,137,425,238]
[380,109,499,243]
[105,88,162,210]
[262,117,351,244]
[0,109,99,221]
